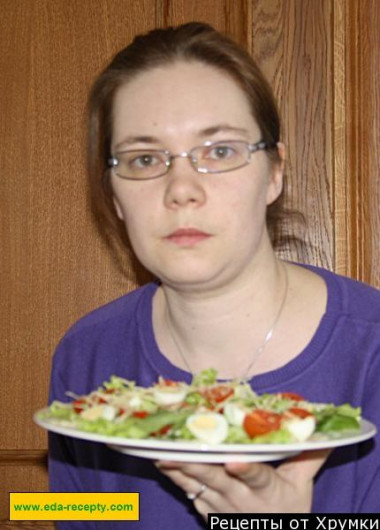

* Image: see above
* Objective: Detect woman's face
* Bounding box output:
[111,61,283,292]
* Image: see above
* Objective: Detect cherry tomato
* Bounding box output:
[162,379,179,387]
[73,399,86,414]
[157,424,172,435]
[203,386,234,403]
[280,392,305,402]
[151,424,172,437]
[93,396,107,405]
[243,410,282,437]
[132,411,149,418]
[288,407,314,419]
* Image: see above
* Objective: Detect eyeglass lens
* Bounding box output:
[111,140,266,180]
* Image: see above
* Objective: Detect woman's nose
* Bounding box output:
[163,156,207,209]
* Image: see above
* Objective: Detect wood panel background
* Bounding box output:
[1,0,379,524]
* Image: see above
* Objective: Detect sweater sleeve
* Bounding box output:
[355,342,380,512]
[48,339,99,530]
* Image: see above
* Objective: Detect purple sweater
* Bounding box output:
[49,266,380,527]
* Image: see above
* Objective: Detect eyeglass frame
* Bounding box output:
[107,139,274,181]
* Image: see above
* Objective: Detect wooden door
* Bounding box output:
[1,0,379,526]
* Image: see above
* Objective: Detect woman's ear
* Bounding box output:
[112,195,125,221]
[266,142,285,205]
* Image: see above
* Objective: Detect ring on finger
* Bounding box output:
[186,483,207,501]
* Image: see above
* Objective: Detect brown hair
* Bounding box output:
[87,22,303,265]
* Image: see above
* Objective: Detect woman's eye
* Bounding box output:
[129,154,160,168]
[208,145,236,159]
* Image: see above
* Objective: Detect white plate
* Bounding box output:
[34,409,376,463]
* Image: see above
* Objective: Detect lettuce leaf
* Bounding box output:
[191,368,217,387]
[316,414,360,433]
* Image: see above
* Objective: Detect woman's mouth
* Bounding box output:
[164,228,212,247]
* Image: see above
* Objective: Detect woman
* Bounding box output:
[49,23,380,527]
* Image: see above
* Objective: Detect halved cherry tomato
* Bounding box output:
[157,424,172,435]
[203,386,234,403]
[73,399,86,414]
[280,392,304,402]
[93,396,107,405]
[151,424,172,437]
[288,407,314,419]
[162,379,179,387]
[132,411,149,418]
[243,410,282,437]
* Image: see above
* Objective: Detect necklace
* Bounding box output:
[164,263,289,381]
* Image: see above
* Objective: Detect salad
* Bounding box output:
[41,369,361,445]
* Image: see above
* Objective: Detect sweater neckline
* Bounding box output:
[137,264,343,390]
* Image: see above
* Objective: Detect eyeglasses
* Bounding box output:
[107,139,271,181]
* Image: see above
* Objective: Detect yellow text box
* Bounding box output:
[10,492,139,520]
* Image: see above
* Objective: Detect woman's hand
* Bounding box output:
[156,450,330,518]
